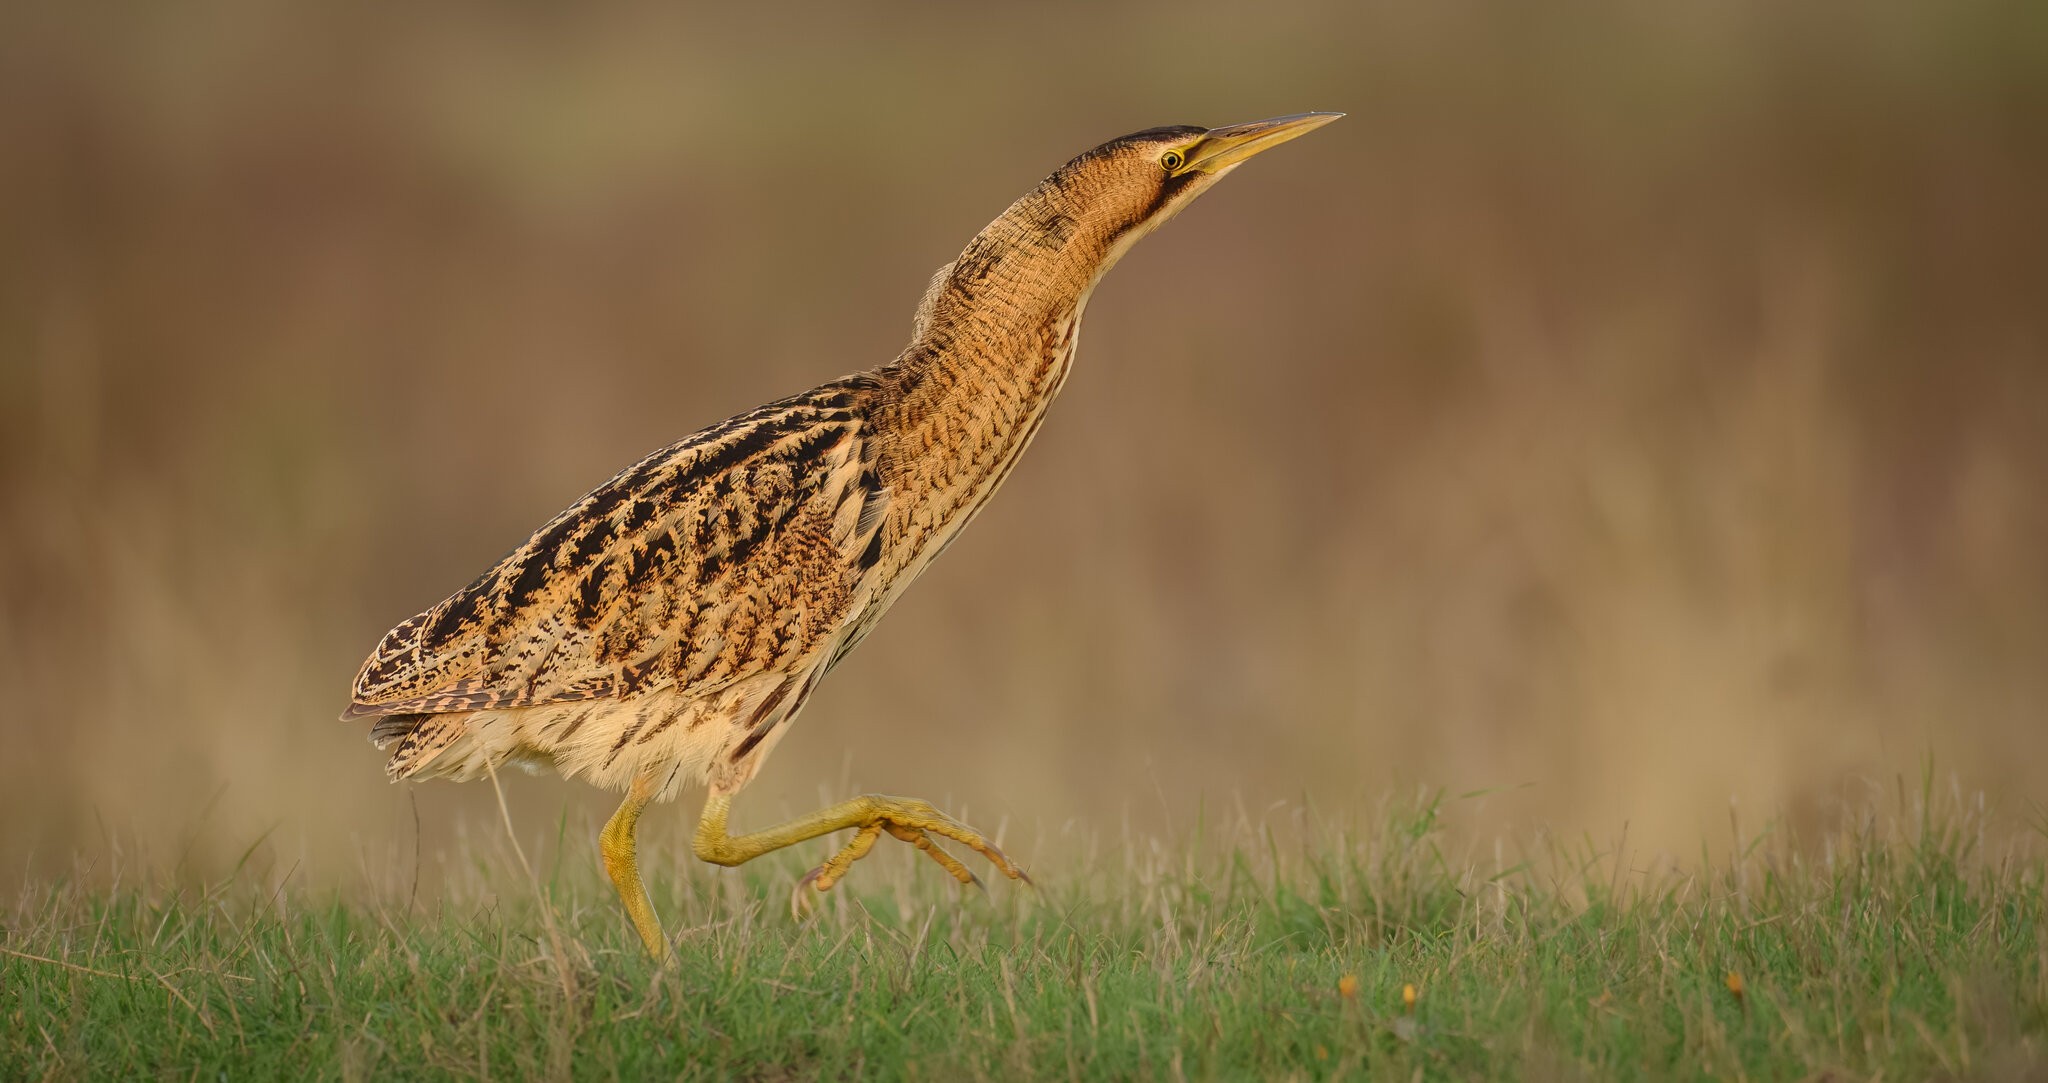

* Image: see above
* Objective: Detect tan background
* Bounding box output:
[3,1,2044,890]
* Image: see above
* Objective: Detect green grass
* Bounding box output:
[6,780,2045,1081]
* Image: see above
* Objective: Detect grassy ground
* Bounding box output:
[5,780,2044,1081]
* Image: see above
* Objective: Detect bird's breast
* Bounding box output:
[833,312,1084,656]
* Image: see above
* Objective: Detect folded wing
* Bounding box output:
[344,378,890,721]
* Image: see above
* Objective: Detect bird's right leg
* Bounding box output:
[600,771,668,959]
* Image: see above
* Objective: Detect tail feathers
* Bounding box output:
[368,713,425,748]
[368,713,466,780]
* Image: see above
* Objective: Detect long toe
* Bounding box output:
[865,797,1029,886]
[883,824,982,887]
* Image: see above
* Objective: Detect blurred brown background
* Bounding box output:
[3,1,2044,889]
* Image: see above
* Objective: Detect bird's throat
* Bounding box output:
[859,171,1133,598]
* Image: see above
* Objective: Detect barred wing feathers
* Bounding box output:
[344,379,889,720]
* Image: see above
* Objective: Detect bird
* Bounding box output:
[344,112,1342,958]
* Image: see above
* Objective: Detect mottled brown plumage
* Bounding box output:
[345,113,1340,955]
[347,378,885,794]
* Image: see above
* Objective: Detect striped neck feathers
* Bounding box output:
[907,165,1172,361]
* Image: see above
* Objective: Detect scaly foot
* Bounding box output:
[692,792,1029,916]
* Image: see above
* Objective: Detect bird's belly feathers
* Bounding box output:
[393,668,805,801]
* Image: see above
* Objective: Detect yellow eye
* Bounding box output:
[1160,150,1185,172]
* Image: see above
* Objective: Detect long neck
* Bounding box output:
[906,172,1127,380]
[865,172,1130,562]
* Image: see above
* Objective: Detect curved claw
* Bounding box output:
[790,866,825,919]
[978,838,1029,885]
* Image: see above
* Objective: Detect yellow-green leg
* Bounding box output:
[600,772,668,959]
[693,792,1029,913]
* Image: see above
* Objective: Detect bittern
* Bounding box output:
[345,113,1341,958]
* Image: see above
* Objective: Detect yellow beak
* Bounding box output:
[1178,112,1344,175]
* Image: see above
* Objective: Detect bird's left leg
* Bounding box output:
[692,792,1028,905]
[600,770,668,959]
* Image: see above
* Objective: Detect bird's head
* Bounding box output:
[923,112,1341,334]
[1050,112,1344,261]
